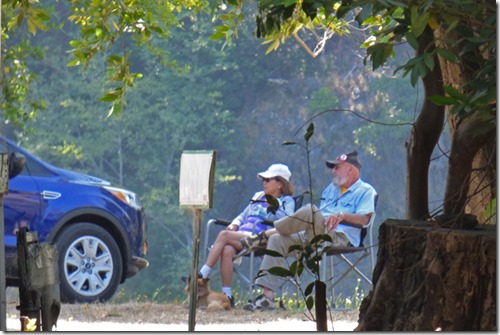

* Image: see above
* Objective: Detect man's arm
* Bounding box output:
[324,212,372,232]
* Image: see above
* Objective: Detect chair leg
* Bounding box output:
[331,252,371,289]
[249,251,255,298]
[322,251,372,308]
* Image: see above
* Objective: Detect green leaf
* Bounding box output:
[288,244,303,253]
[306,296,314,310]
[310,233,329,245]
[209,32,226,40]
[304,282,315,297]
[444,86,465,100]
[410,6,429,37]
[69,40,82,47]
[67,59,81,67]
[100,92,119,102]
[106,54,123,65]
[357,3,374,24]
[367,43,394,70]
[268,266,293,277]
[423,53,434,71]
[296,262,304,277]
[304,123,314,141]
[429,95,456,106]
[436,48,459,63]
[289,260,298,275]
[27,18,37,35]
[265,194,279,214]
[404,32,419,50]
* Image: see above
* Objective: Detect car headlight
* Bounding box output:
[104,186,141,209]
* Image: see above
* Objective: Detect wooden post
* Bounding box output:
[0,153,9,331]
[315,280,328,331]
[31,243,60,331]
[188,208,202,332]
[17,228,41,331]
[179,150,216,332]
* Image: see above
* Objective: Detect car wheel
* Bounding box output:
[55,223,123,303]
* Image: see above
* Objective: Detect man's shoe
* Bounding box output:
[243,299,256,311]
[240,231,268,250]
[244,294,275,311]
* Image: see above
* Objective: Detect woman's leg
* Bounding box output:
[220,244,236,287]
[205,230,248,268]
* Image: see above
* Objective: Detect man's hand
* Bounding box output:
[325,212,345,232]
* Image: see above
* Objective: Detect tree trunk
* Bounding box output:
[442,113,495,218]
[406,27,445,220]
[434,22,496,223]
[356,219,496,331]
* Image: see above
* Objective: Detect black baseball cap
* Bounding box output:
[326,151,362,170]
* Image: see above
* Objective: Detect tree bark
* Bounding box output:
[443,113,495,217]
[434,25,496,223]
[406,27,445,220]
[356,219,496,331]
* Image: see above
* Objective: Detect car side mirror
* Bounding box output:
[9,152,26,179]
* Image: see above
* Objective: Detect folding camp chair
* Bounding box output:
[320,194,378,303]
[203,194,304,298]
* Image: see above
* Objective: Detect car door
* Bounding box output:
[3,141,44,278]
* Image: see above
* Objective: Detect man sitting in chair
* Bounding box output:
[241,151,377,311]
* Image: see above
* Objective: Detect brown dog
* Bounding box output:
[182,276,231,311]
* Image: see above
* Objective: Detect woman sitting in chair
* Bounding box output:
[197,163,295,307]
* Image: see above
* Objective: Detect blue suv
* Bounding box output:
[1,136,148,303]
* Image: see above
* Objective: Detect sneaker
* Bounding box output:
[240,231,268,251]
[244,294,275,311]
[243,299,256,311]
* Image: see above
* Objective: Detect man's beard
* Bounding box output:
[332,175,347,187]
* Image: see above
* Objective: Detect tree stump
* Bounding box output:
[356,219,496,331]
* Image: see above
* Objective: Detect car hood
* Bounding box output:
[55,167,111,186]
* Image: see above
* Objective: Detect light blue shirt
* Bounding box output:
[319,179,377,247]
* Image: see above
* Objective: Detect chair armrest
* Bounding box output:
[262,219,275,227]
[213,219,231,227]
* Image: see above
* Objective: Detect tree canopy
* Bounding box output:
[209,0,496,225]
[1,0,494,224]
[0,0,495,304]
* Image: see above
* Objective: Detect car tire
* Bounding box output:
[55,223,123,303]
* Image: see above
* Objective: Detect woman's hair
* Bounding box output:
[275,176,294,196]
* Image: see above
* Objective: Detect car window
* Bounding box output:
[4,142,54,177]
[21,154,54,176]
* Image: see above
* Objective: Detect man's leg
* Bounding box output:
[331,231,350,247]
[254,233,302,297]
[274,204,325,240]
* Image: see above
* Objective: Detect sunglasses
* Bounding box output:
[262,177,277,183]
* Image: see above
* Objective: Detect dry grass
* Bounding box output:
[7,300,358,326]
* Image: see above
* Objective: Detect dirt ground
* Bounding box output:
[5,289,359,331]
